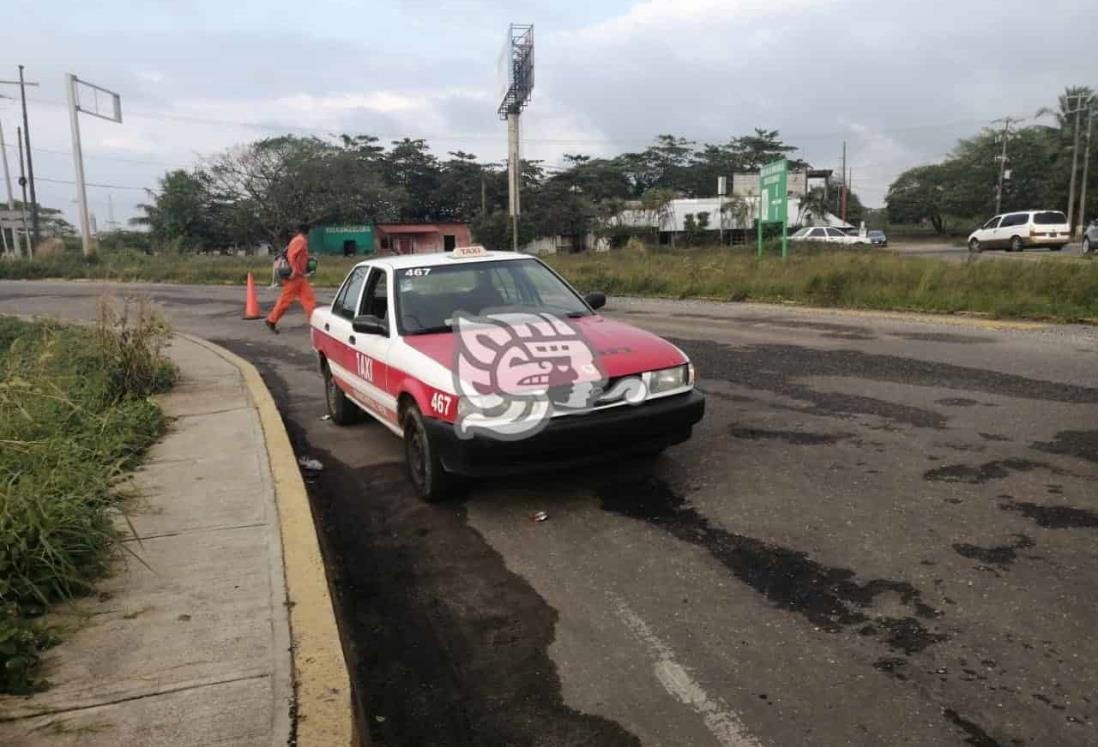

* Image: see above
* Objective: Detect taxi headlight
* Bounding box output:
[649,364,690,394]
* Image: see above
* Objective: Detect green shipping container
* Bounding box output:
[308,224,375,256]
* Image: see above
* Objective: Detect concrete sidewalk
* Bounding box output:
[0,335,349,745]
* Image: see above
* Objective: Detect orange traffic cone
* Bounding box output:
[242,273,263,320]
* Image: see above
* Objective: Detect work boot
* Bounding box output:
[265,320,279,335]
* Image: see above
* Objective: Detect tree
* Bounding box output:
[797,187,831,226]
[383,138,440,220]
[131,170,224,249]
[734,129,799,171]
[206,135,397,245]
[640,187,677,245]
[886,164,951,233]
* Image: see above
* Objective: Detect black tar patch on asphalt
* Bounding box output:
[1033,430,1098,465]
[924,459,1056,484]
[672,339,1098,432]
[728,426,848,445]
[952,534,1035,566]
[596,475,945,655]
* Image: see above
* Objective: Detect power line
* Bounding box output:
[1,141,190,168]
[35,175,148,191]
[24,95,1007,149]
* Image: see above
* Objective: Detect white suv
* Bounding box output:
[967,210,1070,253]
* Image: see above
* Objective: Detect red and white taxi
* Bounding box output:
[310,246,705,499]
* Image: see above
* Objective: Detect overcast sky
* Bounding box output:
[3,0,1097,228]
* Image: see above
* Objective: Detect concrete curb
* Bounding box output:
[179,333,353,746]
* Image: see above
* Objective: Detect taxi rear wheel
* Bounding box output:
[323,363,362,426]
[402,404,457,502]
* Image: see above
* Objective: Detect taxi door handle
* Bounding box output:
[348,335,356,345]
[324,323,329,331]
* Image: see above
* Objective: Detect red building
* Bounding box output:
[375,223,472,255]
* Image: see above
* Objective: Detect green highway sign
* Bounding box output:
[760,159,788,223]
[757,158,789,258]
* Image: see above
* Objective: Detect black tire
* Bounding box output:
[402,403,457,502]
[323,363,363,425]
[1084,237,1093,255]
[968,238,982,253]
[1010,236,1024,252]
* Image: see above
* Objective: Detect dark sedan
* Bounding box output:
[868,230,888,247]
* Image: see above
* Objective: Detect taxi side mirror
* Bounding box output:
[585,292,606,310]
[352,314,389,336]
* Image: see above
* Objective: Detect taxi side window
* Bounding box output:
[359,268,389,320]
[334,267,368,320]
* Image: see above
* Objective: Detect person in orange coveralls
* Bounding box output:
[266,223,316,334]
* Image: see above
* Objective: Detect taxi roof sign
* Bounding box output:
[450,244,490,258]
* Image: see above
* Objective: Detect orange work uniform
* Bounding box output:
[267,233,316,324]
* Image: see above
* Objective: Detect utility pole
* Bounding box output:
[1066,94,1088,237]
[1079,105,1096,238]
[0,120,20,257]
[0,72,39,247]
[16,126,31,254]
[992,116,1018,214]
[840,141,847,222]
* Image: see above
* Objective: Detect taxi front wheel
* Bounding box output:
[323,364,363,426]
[402,404,459,502]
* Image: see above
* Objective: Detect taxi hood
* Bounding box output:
[402,313,687,379]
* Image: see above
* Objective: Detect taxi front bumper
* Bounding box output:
[424,390,705,477]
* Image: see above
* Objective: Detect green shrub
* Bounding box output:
[0,302,175,693]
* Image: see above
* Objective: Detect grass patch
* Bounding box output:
[0,300,176,694]
[545,245,1098,323]
[0,249,358,287]
[4,243,1097,322]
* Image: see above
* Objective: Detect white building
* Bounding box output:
[612,195,852,234]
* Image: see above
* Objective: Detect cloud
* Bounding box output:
[4,0,1097,228]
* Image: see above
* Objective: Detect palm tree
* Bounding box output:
[797,187,831,226]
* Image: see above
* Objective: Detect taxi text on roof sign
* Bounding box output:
[450,245,490,258]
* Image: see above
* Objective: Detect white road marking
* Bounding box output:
[612,595,762,747]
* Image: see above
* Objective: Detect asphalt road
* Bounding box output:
[2,279,1097,747]
[885,240,1090,261]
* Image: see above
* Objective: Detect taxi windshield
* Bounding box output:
[396,258,591,335]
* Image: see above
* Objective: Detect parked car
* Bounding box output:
[790,226,869,245]
[867,230,888,247]
[1084,219,1097,255]
[310,246,705,500]
[967,210,1070,252]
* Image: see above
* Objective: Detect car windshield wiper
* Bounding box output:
[406,324,452,335]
